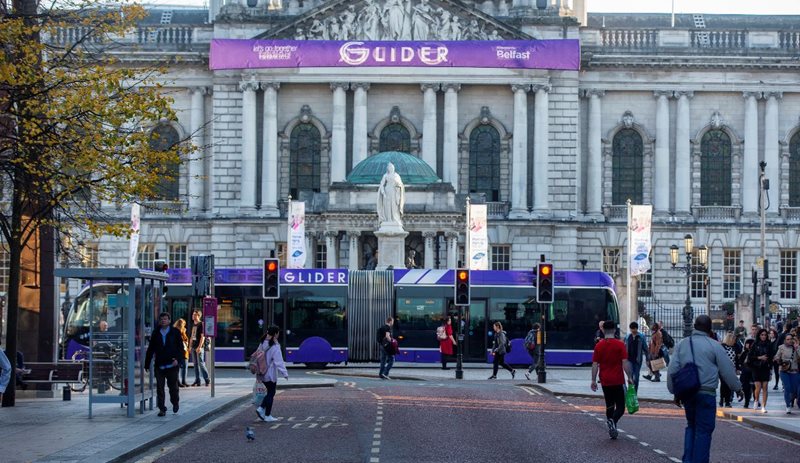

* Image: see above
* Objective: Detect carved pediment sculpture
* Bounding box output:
[259,0,530,41]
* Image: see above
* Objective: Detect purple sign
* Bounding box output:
[209,39,580,71]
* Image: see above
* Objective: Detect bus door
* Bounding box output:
[450,299,486,361]
[244,299,266,359]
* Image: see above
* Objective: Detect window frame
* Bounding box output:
[722,249,741,300]
[611,128,644,205]
[780,250,798,300]
[289,123,322,198]
[700,129,732,206]
[490,245,511,271]
[468,125,502,202]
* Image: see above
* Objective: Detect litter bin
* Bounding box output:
[63,385,71,401]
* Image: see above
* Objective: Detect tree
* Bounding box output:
[0,0,192,406]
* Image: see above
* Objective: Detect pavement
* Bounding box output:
[317,362,800,441]
[0,369,336,463]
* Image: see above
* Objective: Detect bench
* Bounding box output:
[23,362,84,385]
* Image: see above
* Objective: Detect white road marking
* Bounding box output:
[370,458,380,463]
[626,434,636,440]
[670,458,682,463]
[654,449,666,455]
[639,442,650,447]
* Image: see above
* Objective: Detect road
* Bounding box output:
[141,371,799,463]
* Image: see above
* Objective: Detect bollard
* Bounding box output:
[63,385,71,401]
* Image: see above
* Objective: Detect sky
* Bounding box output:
[142,0,800,15]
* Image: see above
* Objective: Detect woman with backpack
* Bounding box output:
[437,317,456,370]
[255,325,289,422]
[488,321,515,380]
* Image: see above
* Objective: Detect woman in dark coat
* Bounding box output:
[748,329,774,413]
[737,339,755,408]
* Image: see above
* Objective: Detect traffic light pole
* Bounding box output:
[455,305,464,380]
[536,303,547,383]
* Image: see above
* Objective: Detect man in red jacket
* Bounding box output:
[591,320,634,439]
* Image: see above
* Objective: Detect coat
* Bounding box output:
[439,324,454,356]
[145,326,186,369]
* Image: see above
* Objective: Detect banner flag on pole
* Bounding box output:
[128,203,141,268]
[468,204,488,270]
[628,205,653,276]
[287,200,306,268]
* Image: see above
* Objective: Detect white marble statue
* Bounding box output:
[411,0,434,40]
[359,0,382,40]
[377,162,405,228]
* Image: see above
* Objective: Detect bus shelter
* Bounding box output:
[54,268,168,418]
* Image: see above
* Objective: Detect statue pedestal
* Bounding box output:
[375,223,407,270]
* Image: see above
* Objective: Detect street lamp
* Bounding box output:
[670,234,708,338]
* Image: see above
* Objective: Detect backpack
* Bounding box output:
[436,326,448,341]
[662,330,675,349]
[524,330,537,351]
[504,332,512,353]
[248,345,267,376]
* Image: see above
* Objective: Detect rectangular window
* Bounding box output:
[315,243,327,269]
[690,252,708,299]
[81,243,99,268]
[490,245,511,271]
[0,244,9,293]
[168,244,188,269]
[780,250,798,300]
[215,297,242,348]
[137,244,156,270]
[286,296,347,348]
[396,297,445,347]
[722,249,741,300]
[637,254,653,298]
[458,245,465,269]
[602,248,621,277]
[277,242,288,268]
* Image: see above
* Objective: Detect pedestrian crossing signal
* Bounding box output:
[536,262,553,304]
[455,269,470,306]
[263,258,280,299]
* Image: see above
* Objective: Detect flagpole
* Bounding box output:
[465,196,471,270]
[627,199,632,334]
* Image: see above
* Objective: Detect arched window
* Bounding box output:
[790,132,800,207]
[700,129,732,206]
[611,128,643,205]
[468,125,501,201]
[149,123,180,200]
[379,123,411,153]
[289,123,321,198]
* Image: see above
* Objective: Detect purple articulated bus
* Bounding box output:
[62,268,618,367]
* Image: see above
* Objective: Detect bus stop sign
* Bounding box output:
[202,296,218,337]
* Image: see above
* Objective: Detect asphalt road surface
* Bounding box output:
[143,372,800,463]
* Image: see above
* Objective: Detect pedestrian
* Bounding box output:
[719,332,737,408]
[625,321,647,391]
[667,315,742,463]
[488,321,515,379]
[749,328,773,413]
[769,328,781,391]
[377,317,395,380]
[144,312,186,416]
[188,309,210,387]
[591,320,634,440]
[772,333,799,414]
[255,325,289,422]
[438,317,456,370]
[0,344,11,403]
[173,319,190,387]
[734,320,747,345]
[736,339,755,408]
[747,323,759,341]
[524,323,541,381]
[659,321,672,365]
[593,320,605,345]
[644,322,664,382]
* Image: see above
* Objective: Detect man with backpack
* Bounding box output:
[624,322,647,391]
[523,323,541,381]
[377,317,396,380]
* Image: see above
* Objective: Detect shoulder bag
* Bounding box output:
[671,338,701,401]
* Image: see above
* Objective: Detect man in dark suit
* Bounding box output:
[145,312,186,416]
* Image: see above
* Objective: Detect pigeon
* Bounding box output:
[246,426,255,442]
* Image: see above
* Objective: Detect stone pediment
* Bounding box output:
[257,0,531,41]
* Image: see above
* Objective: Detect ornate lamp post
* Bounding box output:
[670,234,708,338]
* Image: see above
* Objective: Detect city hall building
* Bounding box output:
[67,0,800,319]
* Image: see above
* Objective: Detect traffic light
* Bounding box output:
[454,269,470,306]
[263,258,280,299]
[154,259,168,273]
[536,262,553,304]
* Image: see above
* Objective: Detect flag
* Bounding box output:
[628,204,652,276]
[128,203,141,268]
[287,200,306,268]
[467,204,488,270]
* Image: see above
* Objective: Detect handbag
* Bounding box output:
[625,385,639,414]
[253,380,267,405]
[650,357,667,371]
[671,338,701,401]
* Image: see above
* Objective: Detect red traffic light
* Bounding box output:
[267,261,277,272]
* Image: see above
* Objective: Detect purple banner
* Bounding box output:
[209,39,580,71]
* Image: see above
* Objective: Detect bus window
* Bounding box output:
[488,299,535,342]
[395,298,444,346]
[217,298,243,348]
[285,297,346,348]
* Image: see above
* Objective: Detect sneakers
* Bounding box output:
[264,415,278,422]
[379,374,388,380]
[787,407,793,414]
[524,372,531,381]
[511,370,516,379]
[761,406,768,414]
[606,418,618,439]
[642,374,652,382]
[173,404,179,414]
[488,375,497,380]
[157,409,167,417]
[256,407,267,421]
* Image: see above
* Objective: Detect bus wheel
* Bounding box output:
[304,362,328,369]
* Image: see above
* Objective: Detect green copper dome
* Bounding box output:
[347,151,441,185]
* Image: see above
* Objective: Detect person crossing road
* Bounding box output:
[591,320,634,439]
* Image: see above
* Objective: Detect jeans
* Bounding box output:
[379,349,394,377]
[191,349,209,383]
[527,349,539,374]
[178,359,187,385]
[601,385,626,424]
[779,371,799,407]
[630,362,642,391]
[155,366,180,412]
[682,393,717,463]
[661,345,671,365]
[259,381,277,415]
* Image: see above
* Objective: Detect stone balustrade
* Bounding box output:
[582,28,800,52]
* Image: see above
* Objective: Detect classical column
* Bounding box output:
[352,83,370,168]
[654,91,671,213]
[239,78,259,212]
[423,231,437,269]
[764,92,781,214]
[188,87,207,213]
[509,84,530,217]
[348,231,361,270]
[446,232,459,269]
[330,83,348,184]
[325,231,338,269]
[532,84,550,213]
[421,83,439,172]
[586,89,604,215]
[742,91,760,215]
[305,232,314,268]
[442,83,461,189]
[261,82,280,215]
[675,91,693,214]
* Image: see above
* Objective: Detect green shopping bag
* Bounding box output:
[625,385,639,414]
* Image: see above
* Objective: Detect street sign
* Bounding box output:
[202,296,218,337]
